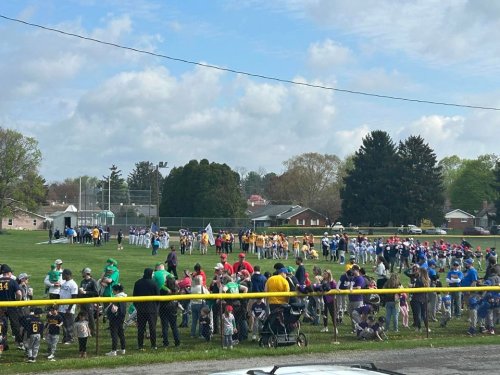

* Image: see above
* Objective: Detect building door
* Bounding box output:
[64,216,72,228]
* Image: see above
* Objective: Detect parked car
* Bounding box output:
[210,363,404,375]
[490,225,500,235]
[463,227,490,235]
[331,222,345,232]
[423,227,447,235]
[397,225,422,235]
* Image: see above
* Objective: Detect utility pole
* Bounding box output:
[157,161,168,227]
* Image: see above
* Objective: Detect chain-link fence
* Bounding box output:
[0,286,498,363]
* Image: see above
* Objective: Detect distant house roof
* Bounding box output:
[249,195,264,202]
[65,204,78,212]
[249,204,326,221]
[249,205,302,221]
[445,209,475,219]
[476,202,496,218]
[12,208,49,220]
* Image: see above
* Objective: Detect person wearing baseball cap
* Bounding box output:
[222,304,236,349]
[0,264,23,349]
[79,267,99,335]
[219,253,234,275]
[446,260,464,318]
[233,253,254,275]
[264,267,290,312]
[17,273,33,315]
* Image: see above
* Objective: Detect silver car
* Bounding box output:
[210,363,404,375]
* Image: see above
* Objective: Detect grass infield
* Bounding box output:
[0,230,498,373]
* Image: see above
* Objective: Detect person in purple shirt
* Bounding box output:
[348,265,366,332]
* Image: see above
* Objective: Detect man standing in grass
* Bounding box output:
[0,264,22,350]
[264,268,290,313]
[59,269,78,345]
[133,268,160,350]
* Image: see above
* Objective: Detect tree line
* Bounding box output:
[0,126,498,229]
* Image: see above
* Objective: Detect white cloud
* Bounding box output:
[333,125,371,156]
[307,39,353,69]
[350,68,418,93]
[238,82,287,116]
[281,0,500,72]
[24,65,341,180]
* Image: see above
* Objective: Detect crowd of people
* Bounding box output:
[0,231,499,362]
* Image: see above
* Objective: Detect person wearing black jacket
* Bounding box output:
[159,277,181,347]
[133,268,160,350]
[78,268,99,336]
[105,284,127,356]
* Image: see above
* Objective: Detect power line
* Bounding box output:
[2,13,499,112]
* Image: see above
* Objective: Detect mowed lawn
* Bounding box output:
[0,230,498,373]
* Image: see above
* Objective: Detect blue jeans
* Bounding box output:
[385,301,398,331]
[190,303,203,337]
[451,291,462,317]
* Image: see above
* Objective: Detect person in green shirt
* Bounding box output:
[100,266,119,297]
[153,263,172,290]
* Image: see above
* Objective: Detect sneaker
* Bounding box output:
[489,329,495,335]
[252,335,257,341]
[49,358,56,362]
[467,327,476,336]
[17,344,25,350]
[63,341,72,345]
[229,345,233,350]
[120,349,126,355]
[105,351,117,356]
[320,327,329,332]
[47,354,55,360]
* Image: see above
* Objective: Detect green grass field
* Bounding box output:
[0,230,498,373]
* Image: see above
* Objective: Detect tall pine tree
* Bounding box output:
[397,135,444,226]
[341,130,400,226]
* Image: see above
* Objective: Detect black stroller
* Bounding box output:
[259,303,308,348]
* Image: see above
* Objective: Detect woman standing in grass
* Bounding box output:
[383,273,402,332]
[410,268,430,332]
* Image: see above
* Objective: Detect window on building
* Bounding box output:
[296,219,305,226]
[33,219,37,226]
[461,218,468,223]
[8,219,13,226]
[310,219,319,226]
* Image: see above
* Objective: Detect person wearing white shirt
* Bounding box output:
[58,269,79,344]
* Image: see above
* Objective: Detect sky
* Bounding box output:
[1,0,500,183]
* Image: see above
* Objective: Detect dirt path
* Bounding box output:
[36,344,499,375]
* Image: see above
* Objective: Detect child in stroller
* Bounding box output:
[259,303,308,348]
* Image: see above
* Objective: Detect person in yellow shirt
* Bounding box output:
[249,232,257,254]
[264,268,290,312]
[293,236,300,258]
[345,255,357,272]
[200,230,209,255]
[92,226,100,247]
[256,234,265,260]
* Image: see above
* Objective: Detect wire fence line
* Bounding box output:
[0,286,498,362]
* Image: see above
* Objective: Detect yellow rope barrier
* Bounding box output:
[1,286,498,307]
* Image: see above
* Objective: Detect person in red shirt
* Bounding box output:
[192,263,207,286]
[233,253,254,275]
[219,254,234,275]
